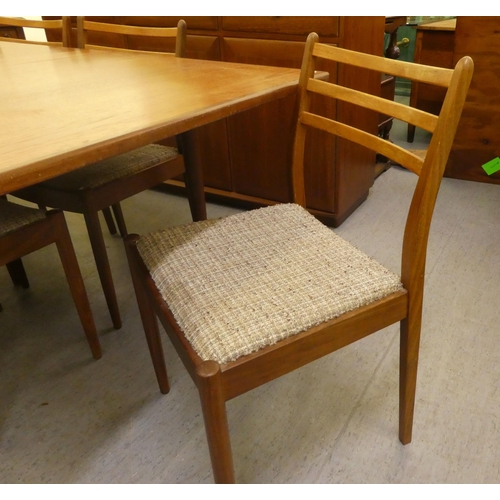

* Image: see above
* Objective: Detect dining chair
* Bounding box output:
[0,195,28,303]
[0,16,71,46]
[124,33,473,483]
[13,18,194,331]
[0,199,102,360]
[75,17,186,54]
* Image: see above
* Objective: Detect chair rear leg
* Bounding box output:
[84,211,122,329]
[51,211,102,360]
[197,360,235,484]
[102,207,117,235]
[6,258,30,289]
[111,203,128,238]
[399,316,421,445]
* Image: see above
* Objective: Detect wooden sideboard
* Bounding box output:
[408,17,500,185]
[446,17,500,184]
[407,18,456,143]
[0,22,25,40]
[44,16,385,226]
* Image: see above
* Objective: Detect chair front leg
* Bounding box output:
[197,360,235,484]
[52,211,102,360]
[399,315,422,445]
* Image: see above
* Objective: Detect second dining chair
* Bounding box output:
[0,199,101,360]
[13,18,196,331]
[124,33,473,482]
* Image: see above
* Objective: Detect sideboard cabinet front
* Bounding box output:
[45,16,385,226]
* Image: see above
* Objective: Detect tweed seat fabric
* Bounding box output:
[40,144,179,191]
[137,203,404,365]
[0,199,47,237]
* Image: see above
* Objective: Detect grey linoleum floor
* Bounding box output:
[2,119,500,484]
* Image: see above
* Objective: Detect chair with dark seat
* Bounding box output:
[124,32,473,482]
[13,17,194,331]
[0,199,101,359]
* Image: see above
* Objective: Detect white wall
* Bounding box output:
[22,16,47,42]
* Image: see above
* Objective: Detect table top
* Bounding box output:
[0,40,302,195]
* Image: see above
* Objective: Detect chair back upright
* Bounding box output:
[292,32,474,310]
[0,16,71,47]
[76,17,186,56]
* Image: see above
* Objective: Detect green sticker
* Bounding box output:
[482,157,500,175]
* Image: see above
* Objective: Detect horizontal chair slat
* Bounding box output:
[300,111,424,175]
[0,17,63,30]
[313,43,453,88]
[83,21,178,37]
[307,78,439,134]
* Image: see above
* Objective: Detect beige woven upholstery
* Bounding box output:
[137,203,403,364]
[0,199,47,237]
[40,144,179,191]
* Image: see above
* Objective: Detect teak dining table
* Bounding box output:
[0,40,303,220]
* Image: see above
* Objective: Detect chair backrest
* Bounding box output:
[293,32,473,302]
[76,17,186,56]
[0,16,71,46]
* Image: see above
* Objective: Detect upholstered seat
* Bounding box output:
[137,203,403,364]
[0,199,47,236]
[42,145,180,191]
[0,200,48,294]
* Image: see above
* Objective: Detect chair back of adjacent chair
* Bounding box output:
[0,16,72,46]
[76,17,187,56]
[292,32,473,304]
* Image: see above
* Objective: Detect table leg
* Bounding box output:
[179,129,207,222]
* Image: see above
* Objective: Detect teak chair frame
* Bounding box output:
[76,17,186,56]
[0,16,72,46]
[0,203,101,360]
[13,18,193,331]
[124,33,474,483]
